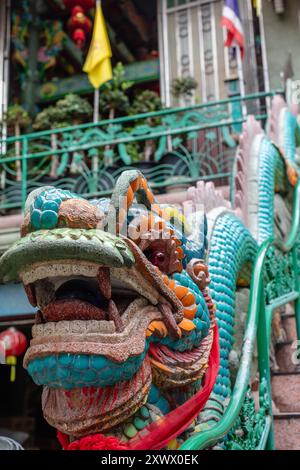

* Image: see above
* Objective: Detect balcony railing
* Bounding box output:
[0,91,282,213]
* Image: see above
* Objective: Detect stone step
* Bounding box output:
[275,341,299,373]
[274,412,300,450]
[272,372,300,412]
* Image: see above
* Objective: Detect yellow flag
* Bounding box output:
[83,4,112,89]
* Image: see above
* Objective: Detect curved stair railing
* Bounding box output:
[180,181,300,450]
[0,91,279,212]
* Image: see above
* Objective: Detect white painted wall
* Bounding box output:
[0,0,11,153]
[157,0,259,107]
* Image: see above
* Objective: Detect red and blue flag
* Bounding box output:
[221,0,245,59]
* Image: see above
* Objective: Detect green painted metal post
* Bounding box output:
[292,243,300,342]
[257,290,275,450]
[224,78,243,134]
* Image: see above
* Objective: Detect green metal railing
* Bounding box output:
[0,91,282,212]
[180,181,300,450]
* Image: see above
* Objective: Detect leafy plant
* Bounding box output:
[56,93,93,123]
[127,91,162,163]
[124,141,141,164]
[4,105,31,133]
[99,62,133,120]
[33,94,92,131]
[2,105,31,181]
[33,106,70,178]
[129,90,162,115]
[33,106,68,131]
[171,76,198,101]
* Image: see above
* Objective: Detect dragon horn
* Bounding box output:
[107,170,163,234]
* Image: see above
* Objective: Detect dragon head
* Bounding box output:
[0,171,215,445]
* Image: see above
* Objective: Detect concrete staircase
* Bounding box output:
[272,312,300,450]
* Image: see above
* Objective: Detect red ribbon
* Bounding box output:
[57,323,220,451]
[129,323,220,450]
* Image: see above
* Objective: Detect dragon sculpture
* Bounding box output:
[0,94,298,450]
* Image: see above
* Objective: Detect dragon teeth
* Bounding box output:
[58,321,71,334]
[70,321,85,334]
[86,320,101,333]
[42,323,56,336]
[91,320,115,334]
[32,324,44,338]
[32,319,116,338]
[97,267,111,299]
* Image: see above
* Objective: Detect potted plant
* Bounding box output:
[33,106,69,178]
[96,63,133,169]
[128,90,162,168]
[99,62,133,120]
[171,76,198,104]
[56,93,93,125]
[2,105,31,181]
[55,94,94,173]
[158,76,199,193]
[130,89,162,116]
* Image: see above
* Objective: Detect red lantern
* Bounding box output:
[68,6,92,48]
[63,0,95,49]
[64,0,95,10]
[0,340,5,364]
[0,327,27,382]
[73,28,87,48]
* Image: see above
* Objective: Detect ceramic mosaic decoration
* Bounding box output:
[0,97,299,450]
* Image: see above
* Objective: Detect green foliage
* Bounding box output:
[33,94,92,131]
[99,62,133,118]
[108,62,133,92]
[126,91,162,163]
[171,76,198,100]
[33,106,68,131]
[129,90,162,115]
[100,89,130,118]
[3,105,31,131]
[124,142,141,163]
[56,93,93,122]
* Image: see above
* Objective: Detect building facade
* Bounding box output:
[0,0,299,121]
[0,0,299,308]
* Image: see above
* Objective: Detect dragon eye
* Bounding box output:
[148,250,166,270]
[128,214,184,275]
[144,241,172,275]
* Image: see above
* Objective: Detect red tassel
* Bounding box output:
[57,431,129,450]
[129,323,220,450]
